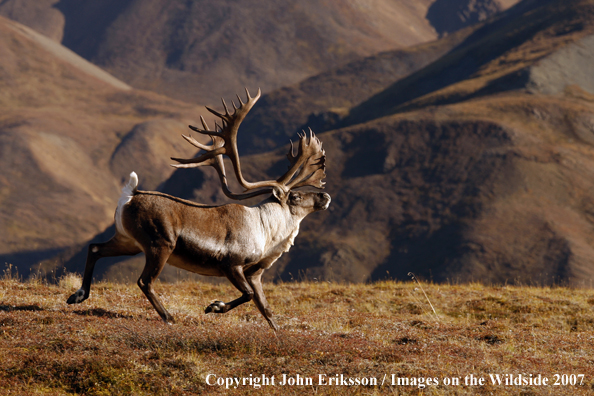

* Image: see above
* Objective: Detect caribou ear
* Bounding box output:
[272,186,288,203]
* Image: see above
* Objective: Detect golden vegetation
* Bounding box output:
[1,269,593,395]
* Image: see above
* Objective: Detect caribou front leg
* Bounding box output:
[247,269,279,332]
[205,265,253,314]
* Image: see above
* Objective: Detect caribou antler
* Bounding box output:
[171,88,326,200]
[282,129,326,190]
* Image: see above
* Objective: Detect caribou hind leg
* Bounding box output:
[67,234,141,305]
[137,245,177,324]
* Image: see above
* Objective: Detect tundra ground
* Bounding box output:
[0,270,593,395]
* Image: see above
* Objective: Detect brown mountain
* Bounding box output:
[0,15,208,274]
[346,0,594,124]
[0,0,519,106]
[6,0,593,289]
[426,0,519,36]
[0,0,64,41]
[283,0,594,286]
[64,0,594,287]
[1,0,437,104]
[236,27,477,154]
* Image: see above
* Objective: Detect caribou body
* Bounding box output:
[67,89,330,331]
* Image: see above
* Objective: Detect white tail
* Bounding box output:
[123,171,138,196]
[115,172,138,237]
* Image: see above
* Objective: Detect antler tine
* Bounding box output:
[221,98,231,116]
[277,129,326,190]
[206,106,225,119]
[180,134,213,151]
[172,88,279,199]
[171,146,226,167]
[188,124,215,136]
[172,117,224,167]
[200,116,210,131]
[173,88,326,198]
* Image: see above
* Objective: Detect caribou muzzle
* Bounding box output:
[316,192,331,211]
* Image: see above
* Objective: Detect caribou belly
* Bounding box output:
[166,230,266,276]
[166,252,226,277]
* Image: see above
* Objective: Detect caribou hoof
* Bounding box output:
[268,319,280,333]
[205,300,226,314]
[66,289,87,305]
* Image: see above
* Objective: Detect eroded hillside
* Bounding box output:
[0,0,519,105]
[79,0,594,287]
[4,0,594,288]
[0,16,206,272]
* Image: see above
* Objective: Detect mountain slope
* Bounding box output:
[237,28,476,154]
[67,0,439,105]
[0,15,203,274]
[0,0,521,106]
[8,0,594,288]
[0,0,63,41]
[93,0,594,287]
[296,0,594,286]
[346,0,594,125]
[426,0,512,36]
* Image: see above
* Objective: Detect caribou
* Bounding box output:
[67,88,330,331]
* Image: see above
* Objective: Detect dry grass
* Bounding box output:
[0,273,593,395]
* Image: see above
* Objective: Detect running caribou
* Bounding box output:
[67,88,330,331]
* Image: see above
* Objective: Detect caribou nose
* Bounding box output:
[319,193,331,209]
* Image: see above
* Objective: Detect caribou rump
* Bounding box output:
[67,89,330,331]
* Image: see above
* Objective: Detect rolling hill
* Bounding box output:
[284,0,594,286]
[4,0,594,288]
[0,0,520,105]
[234,27,476,154]
[0,15,208,275]
[68,0,594,287]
